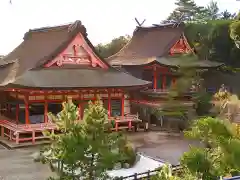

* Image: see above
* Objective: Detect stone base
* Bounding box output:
[0,137,50,149]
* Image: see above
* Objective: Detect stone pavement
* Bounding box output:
[0,147,55,180]
[0,132,200,180]
[127,132,202,165]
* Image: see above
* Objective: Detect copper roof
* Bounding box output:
[0,20,151,89]
[106,24,185,65]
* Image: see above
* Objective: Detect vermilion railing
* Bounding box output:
[0,114,142,144]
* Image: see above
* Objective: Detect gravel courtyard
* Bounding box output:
[0,132,200,180]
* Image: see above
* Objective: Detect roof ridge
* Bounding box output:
[29,23,71,33]
[24,20,87,40]
[106,25,184,61]
[136,25,184,32]
[135,22,185,30]
[26,20,84,34]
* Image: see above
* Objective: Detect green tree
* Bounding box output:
[204,0,219,20]
[154,88,240,179]
[152,54,206,131]
[154,164,181,180]
[185,20,240,66]
[95,35,130,58]
[181,116,240,179]
[167,0,206,22]
[40,98,135,180]
[230,13,240,49]
[220,10,236,20]
[151,117,240,179]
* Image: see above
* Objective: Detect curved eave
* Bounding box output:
[1,68,151,90]
[119,59,223,69]
[140,89,196,97]
[155,57,224,69]
[4,83,151,90]
[131,100,194,109]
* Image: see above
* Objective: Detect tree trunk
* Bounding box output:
[89,153,95,180]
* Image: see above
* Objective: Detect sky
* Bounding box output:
[0,0,239,55]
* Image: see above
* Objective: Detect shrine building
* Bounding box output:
[106,23,223,129]
[0,20,151,145]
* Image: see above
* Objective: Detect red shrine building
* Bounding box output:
[106,23,223,127]
[0,20,151,144]
[107,23,222,90]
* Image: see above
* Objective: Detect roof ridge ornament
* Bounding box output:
[135,18,146,27]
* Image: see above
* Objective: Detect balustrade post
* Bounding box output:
[134,173,137,180]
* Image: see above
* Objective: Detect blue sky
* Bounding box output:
[0,0,239,55]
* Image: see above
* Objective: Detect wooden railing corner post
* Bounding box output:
[147,170,150,179]
[134,173,137,180]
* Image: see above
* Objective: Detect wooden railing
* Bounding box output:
[55,161,182,180]
[0,114,143,144]
[113,165,182,180]
[109,114,143,131]
[0,119,56,144]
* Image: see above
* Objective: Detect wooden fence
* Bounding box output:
[55,160,182,180]
[112,165,182,180]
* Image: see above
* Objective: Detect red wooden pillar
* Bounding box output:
[162,75,166,89]
[44,101,48,123]
[108,90,111,118]
[172,76,176,87]
[78,103,82,120]
[121,93,124,116]
[24,95,30,124]
[153,66,157,90]
[25,103,29,124]
[16,104,19,124]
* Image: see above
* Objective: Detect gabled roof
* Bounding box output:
[106,23,185,66]
[106,23,223,68]
[1,20,110,76]
[0,21,151,89]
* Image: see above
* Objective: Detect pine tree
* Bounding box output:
[205,1,219,20]
[182,117,240,179]
[167,0,205,22]
[156,164,181,180]
[40,97,135,180]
